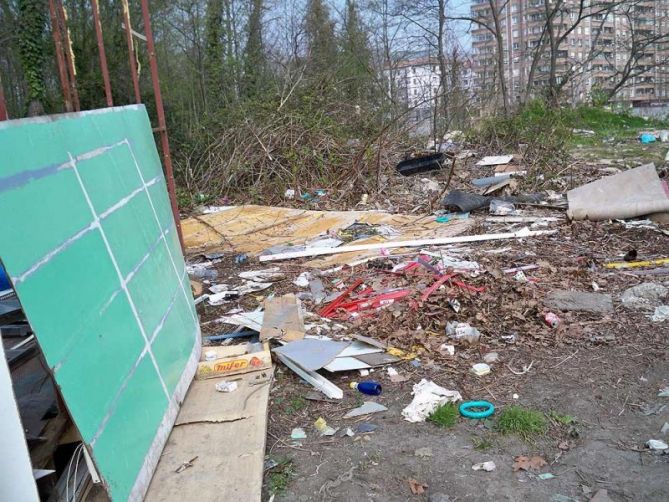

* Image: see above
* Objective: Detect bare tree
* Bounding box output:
[540,0,621,107]
[395,0,454,137]
[447,0,510,116]
[602,0,669,102]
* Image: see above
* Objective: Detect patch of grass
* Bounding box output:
[267,458,295,495]
[567,106,669,145]
[547,411,576,426]
[469,100,572,174]
[496,406,547,440]
[428,403,458,428]
[284,396,307,415]
[473,435,494,451]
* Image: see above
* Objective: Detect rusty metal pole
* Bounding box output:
[122,0,142,104]
[90,0,113,107]
[56,0,80,111]
[48,0,73,112]
[140,0,184,250]
[0,74,8,121]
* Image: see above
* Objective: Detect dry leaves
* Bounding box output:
[408,478,427,495]
[512,455,547,472]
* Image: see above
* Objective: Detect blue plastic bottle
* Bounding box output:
[350,381,382,396]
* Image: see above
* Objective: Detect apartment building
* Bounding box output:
[388,56,441,114]
[470,0,669,107]
[387,55,474,110]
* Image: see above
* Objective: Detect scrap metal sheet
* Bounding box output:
[0,106,200,501]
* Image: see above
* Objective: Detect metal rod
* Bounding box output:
[48,0,73,112]
[140,0,184,251]
[122,0,141,103]
[56,0,80,111]
[90,0,113,107]
[0,74,7,121]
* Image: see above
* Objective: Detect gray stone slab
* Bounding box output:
[545,290,613,313]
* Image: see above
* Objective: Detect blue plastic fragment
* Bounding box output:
[459,400,495,419]
[436,212,469,223]
[640,133,656,144]
[0,264,10,291]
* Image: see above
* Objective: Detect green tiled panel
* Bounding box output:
[151,294,196,393]
[54,292,145,442]
[93,356,169,501]
[146,177,174,229]
[127,242,181,336]
[0,105,198,501]
[101,190,162,278]
[13,230,119,367]
[0,167,92,274]
[77,147,143,215]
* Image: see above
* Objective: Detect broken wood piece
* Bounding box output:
[190,280,204,297]
[259,229,558,262]
[494,164,526,176]
[260,294,305,341]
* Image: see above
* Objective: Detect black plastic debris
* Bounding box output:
[396,152,449,176]
[442,189,544,212]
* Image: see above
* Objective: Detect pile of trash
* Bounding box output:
[184,147,669,440]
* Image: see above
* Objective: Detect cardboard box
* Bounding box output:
[196,342,272,379]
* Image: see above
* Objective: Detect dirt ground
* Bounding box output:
[259,238,669,502]
[191,137,669,502]
[265,342,668,502]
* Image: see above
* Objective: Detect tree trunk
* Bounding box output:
[437,0,449,132]
[490,0,508,115]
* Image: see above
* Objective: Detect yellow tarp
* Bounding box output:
[182,205,473,266]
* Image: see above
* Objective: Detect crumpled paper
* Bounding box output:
[401,379,462,423]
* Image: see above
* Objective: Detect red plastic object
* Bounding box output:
[318,278,364,317]
[420,273,456,302]
[451,280,486,293]
[337,289,412,314]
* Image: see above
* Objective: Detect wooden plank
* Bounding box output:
[145,369,272,502]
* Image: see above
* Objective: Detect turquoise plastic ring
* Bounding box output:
[459,400,495,419]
